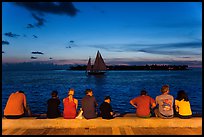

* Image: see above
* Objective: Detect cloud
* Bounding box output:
[31,56,37,59]
[33,35,38,38]
[26,24,35,28]
[32,13,46,27]
[66,46,71,48]
[15,2,79,17]
[4,32,20,38]
[31,51,44,54]
[136,42,202,56]
[88,41,202,56]
[2,40,10,45]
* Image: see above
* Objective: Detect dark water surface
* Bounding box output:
[2,68,202,115]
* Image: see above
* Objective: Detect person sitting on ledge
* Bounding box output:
[81,89,98,119]
[4,91,32,119]
[99,96,114,119]
[154,85,174,118]
[130,90,156,118]
[63,88,78,119]
[47,90,61,118]
[174,90,192,119]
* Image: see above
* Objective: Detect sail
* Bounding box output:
[92,51,107,71]
[86,57,92,71]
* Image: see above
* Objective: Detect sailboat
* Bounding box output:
[86,50,107,75]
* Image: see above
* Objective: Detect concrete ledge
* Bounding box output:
[2,115,202,129]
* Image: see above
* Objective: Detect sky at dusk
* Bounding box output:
[2,2,202,67]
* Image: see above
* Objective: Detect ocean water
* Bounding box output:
[2,68,202,115]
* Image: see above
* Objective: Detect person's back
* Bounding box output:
[63,88,78,119]
[4,91,27,119]
[130,90,156,118]
[175,90,192,119]
[100,96,114,119]
[155,85,174,118]
[47,91,61,118]
[81,89,98,119]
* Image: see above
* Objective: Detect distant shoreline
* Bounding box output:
[69,65,189,71]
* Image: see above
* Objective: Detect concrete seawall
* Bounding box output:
[2,114,202,129]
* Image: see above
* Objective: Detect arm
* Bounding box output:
[57,97,60,105]
[129,100,137,108]
[175,100,179,112]
[74,99,78,109]
[94,97,98,107]
[151,102,156,109]
[23,94,27,109]
[110,106,114,116]
[150,97,156,109]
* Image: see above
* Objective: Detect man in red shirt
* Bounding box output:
[130,90,156,118]
[4,91,31,119]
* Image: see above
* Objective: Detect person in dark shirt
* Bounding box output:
[81,89,98,119]
[99,96,114,119]
[47,90,61,118]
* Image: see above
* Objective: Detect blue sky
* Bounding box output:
[2,2,202,67]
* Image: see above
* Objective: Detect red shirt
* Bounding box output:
[130,95,155,117]
[63,98,76,119]
[4,92,27,116]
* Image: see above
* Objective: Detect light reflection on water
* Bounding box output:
[2,69,202,115]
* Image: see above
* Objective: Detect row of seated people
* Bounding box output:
[3,85,192,119]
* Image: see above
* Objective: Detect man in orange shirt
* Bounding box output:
[4,91,31,119]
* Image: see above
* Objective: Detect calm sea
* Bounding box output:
[2,68,202,115]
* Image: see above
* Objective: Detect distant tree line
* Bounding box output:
[69,64,189,71]
[2,62,70,71]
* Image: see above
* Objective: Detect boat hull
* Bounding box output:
[87,71,106,75]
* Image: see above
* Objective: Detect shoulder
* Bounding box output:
[169,94,174,99]
[19,93,26,97]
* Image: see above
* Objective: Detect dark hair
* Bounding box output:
[104,96,111,101]
[140,90,147,95]
[18,91,24,94]
[51,90,58,97]
[176,90,189,101]
[85,89,92,95]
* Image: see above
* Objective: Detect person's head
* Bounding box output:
[51,90,58,97]
[176,90,189,101]
[18,91,24,94]
[85,89,93,96]
[140,90,147,96]
[161,85,169,94]
[104,96,111,103]
[68,88,75,96]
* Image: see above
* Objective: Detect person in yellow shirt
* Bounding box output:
[175,90,192,119]
[4,91,31,119]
